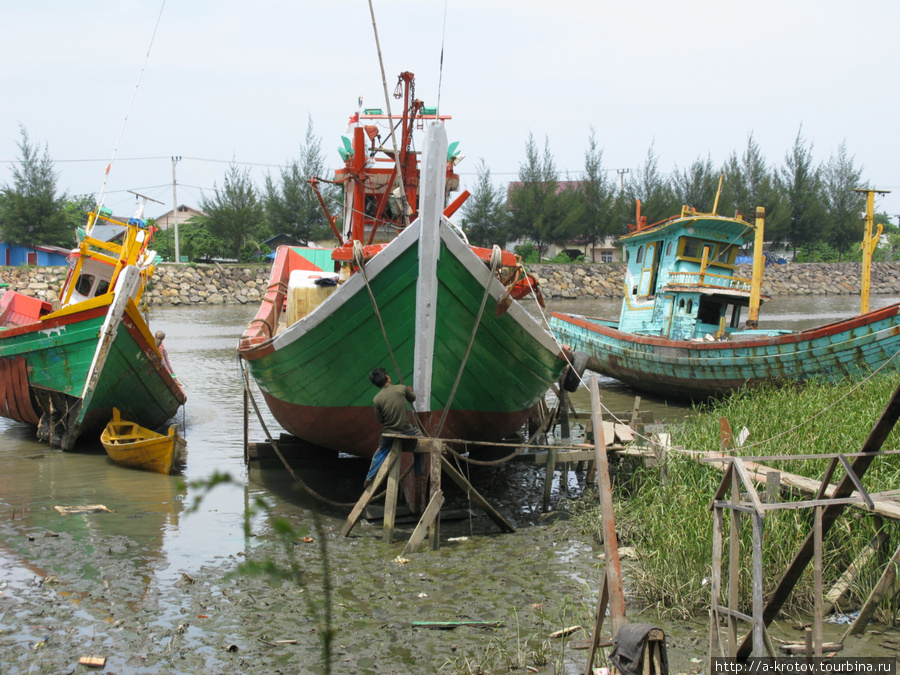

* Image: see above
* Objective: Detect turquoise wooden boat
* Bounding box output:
[239,74,569,459]
[0,204,186,449]
[551,204,900,400]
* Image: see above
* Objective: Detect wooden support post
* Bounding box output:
[629,396,642,427]
[429,439,442,550]
[843,539,900,639]
[589,379,626,632]
[402,490,445,556]
[559,389,570,439]
[752,511,764,657]
[737,381,900,659]
[584,575,610,675]
[728,468,740,657]
[720,416,734,450]
[383,439,402,543]
[543,446,557,512]
[765,471,781,504]
[243,385,249,464]
[813,506,823,657]
[710,505,724,658]
[341,443,401,537]
[824,527,887,614]
[440,456,515,533]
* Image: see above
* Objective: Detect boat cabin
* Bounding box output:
[618,207,764,340]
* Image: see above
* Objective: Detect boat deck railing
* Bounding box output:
[667,270,752,292]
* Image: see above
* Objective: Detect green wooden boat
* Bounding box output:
[240,77,568,458]
[0,204,186,449]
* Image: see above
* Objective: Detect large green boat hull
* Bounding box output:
[241,222,568,458]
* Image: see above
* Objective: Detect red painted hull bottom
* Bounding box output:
[262,393,536,458]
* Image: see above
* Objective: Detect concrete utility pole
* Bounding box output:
[171,156,182,262]
[616,168,630,190]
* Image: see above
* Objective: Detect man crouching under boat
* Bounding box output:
[364,367,422,489]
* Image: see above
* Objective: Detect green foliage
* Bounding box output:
[513,243,540,263]
[574,127,622,251]
[508,134,578,256]
[671,153,720,212]
[775,127,825,256]
[461,158,511,247]
[0,126,72,247]
[155,221,224,262]
[63,194,96,233]
[264,115,338,245]
[198,162,266,259]
[573,371,900,620]
[624,144,678,225]
[822,142,865,260]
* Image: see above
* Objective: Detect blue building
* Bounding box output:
[0,243,72,267]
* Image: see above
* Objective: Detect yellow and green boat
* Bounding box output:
[239,73,569,460]
[0,203,186,449]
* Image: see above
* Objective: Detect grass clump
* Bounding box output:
[572,370,900,621]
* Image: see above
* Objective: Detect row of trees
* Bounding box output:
[1,122,892,264]
[462,127,893,263]
[0,121,339,262]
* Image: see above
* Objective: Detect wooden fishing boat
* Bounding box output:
[551,196,900,400]
[0,197,186,449]
[239,72,569,460]
[101,408,186,474]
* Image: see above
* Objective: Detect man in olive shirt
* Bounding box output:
[364,367,418,488]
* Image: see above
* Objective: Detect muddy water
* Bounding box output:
[1,296,899,673]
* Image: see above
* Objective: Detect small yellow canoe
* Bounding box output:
[101,408,186,474]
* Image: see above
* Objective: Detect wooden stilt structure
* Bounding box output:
[704,381,900,660]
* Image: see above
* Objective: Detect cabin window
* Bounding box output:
[686,299,694,314]
[636,245,644,264]
[75,273,95,297]
[624,249,629,263]
[697,298,722,325]
[95,280,110,296]
[665,241,673,256]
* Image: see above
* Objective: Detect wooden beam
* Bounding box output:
[341,444,400,537]
[843,539,900,639]
[737,381,900,659]
[440,456,515,533]
[402,490,445,556]
[383,439,403,543]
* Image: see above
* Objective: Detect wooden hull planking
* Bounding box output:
[551,303,900,400]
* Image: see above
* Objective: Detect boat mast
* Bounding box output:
[747,207,766,328]
[854,188,890,314]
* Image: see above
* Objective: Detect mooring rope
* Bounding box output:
[239,357,368,509]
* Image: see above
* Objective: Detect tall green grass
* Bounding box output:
[572,371,900,621]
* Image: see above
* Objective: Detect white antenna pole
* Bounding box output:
[171,156,181,262]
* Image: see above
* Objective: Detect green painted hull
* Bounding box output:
[0,298,185,449]
[241,223,568,457]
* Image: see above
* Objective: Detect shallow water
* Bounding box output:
[1,294,898,672]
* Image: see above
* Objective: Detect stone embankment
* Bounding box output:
[528,261,900,300]
[2,261,900,307]
[0,264,271,307]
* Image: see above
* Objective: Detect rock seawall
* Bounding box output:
[527,261,900,300]
[1,261,899,307]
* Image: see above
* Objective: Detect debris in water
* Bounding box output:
[54,505,113,515]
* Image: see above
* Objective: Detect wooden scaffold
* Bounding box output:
[705,382,900,660]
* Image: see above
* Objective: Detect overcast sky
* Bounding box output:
[2,0,898,222]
